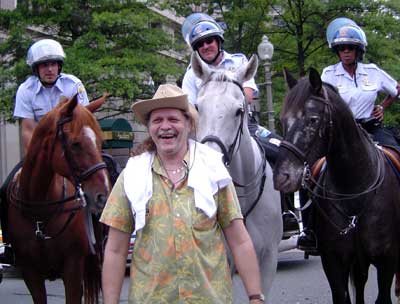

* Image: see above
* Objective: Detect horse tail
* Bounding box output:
[83,252,102,304]
[83,221,106,304]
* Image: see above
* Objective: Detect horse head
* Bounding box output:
[273,68,333,193]
[191,51,258,164]
[43,94,110,215]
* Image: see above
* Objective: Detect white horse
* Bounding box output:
[191,52,282,303]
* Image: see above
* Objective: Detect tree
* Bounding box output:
[0,1,186,121]
[164,0,400,128]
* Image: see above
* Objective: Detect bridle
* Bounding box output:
[279,87,334,173]
[11,114,107,251]
[200,80,245,166]
[279,86,385,235]
[56,116,107,189]
[200,79,267,220]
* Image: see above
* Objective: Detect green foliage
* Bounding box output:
[169,0,400,131]
[2,1,400,127]
[0,1,186,121]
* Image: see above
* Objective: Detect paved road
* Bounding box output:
[270,250,397,303]
[0,250,398,303]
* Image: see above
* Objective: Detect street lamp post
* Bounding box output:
[257,35,275,132]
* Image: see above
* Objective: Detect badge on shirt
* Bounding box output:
[362,77,372,86]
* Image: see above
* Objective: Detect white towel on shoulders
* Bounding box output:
[123,139,231,231]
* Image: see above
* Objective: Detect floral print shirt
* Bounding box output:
[100,155,243,304]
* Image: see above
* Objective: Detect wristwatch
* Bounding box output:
[249,293,265,302]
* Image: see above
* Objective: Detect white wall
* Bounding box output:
[0,0,17,10]
[0,119,21,184]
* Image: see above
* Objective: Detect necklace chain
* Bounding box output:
[165,165,186,175]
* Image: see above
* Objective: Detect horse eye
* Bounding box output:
[71,141,82,151]
[309,116,319,124]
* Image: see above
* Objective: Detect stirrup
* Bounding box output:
[297,230,318,253]
[282,211,300,239]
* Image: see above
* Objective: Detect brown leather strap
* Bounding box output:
[382,146,400,171]
[311,157,326,178]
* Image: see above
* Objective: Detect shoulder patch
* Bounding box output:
[77,83,85,94]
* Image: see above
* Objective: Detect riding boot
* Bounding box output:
[297,229,318,254]
[297,190,318,254]
[101,152,121,187]
[281,193,300,239]
[0,160,24,266]
[0,245,15,265]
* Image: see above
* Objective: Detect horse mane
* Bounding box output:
[200,69,234,88]
[281,76,354,124]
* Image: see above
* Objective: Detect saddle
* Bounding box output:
[311,146,400,180]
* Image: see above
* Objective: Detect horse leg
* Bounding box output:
[375,258,396,304]
[396,272,400,297]
[22,268,47,304]
[320,249,352,304]
[62,257,84,304]
[351,260,369,304]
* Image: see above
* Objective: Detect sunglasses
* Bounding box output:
[337,45,357,52]
[194,37,216,49]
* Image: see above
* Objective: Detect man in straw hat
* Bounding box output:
[100,84,265,303]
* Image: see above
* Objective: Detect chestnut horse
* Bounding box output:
[274,68,400,303]
[5,95,110,303]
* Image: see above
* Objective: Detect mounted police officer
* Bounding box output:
[181,13,300,238]
[0,39,90,264]
[298,18,400,252]
[0,39,119,264]
[15,38,89,154]
[322,20,400,149]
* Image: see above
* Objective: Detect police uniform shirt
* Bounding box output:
[14,73,89,121]
[321,62,397,119]
[182,51,258,105]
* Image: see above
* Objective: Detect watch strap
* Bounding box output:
[249,293,265,301]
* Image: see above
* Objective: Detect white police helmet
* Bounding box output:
[26,39,66,68]
[331,24,367,52]
[189,20,224,50]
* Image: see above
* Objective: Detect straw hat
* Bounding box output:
[132,84,190,125]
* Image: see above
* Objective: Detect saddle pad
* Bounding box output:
[382,146,400,172]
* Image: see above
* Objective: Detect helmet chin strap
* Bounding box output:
[39,74,60,87]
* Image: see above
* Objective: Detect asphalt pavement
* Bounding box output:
[0,249,398,303]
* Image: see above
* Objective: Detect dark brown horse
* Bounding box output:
[273,68,400,303]
[5,94,110,303]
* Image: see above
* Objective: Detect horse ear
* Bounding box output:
[283,67,297,89]
[86,92,109,113]
[237,54,258,84]
[309,67,322,93]
[191,51,211,82]
[60,94,79,117]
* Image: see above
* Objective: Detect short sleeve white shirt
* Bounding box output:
[321,62,397,119]
[14,73,89,121]
[182,51,258,105]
